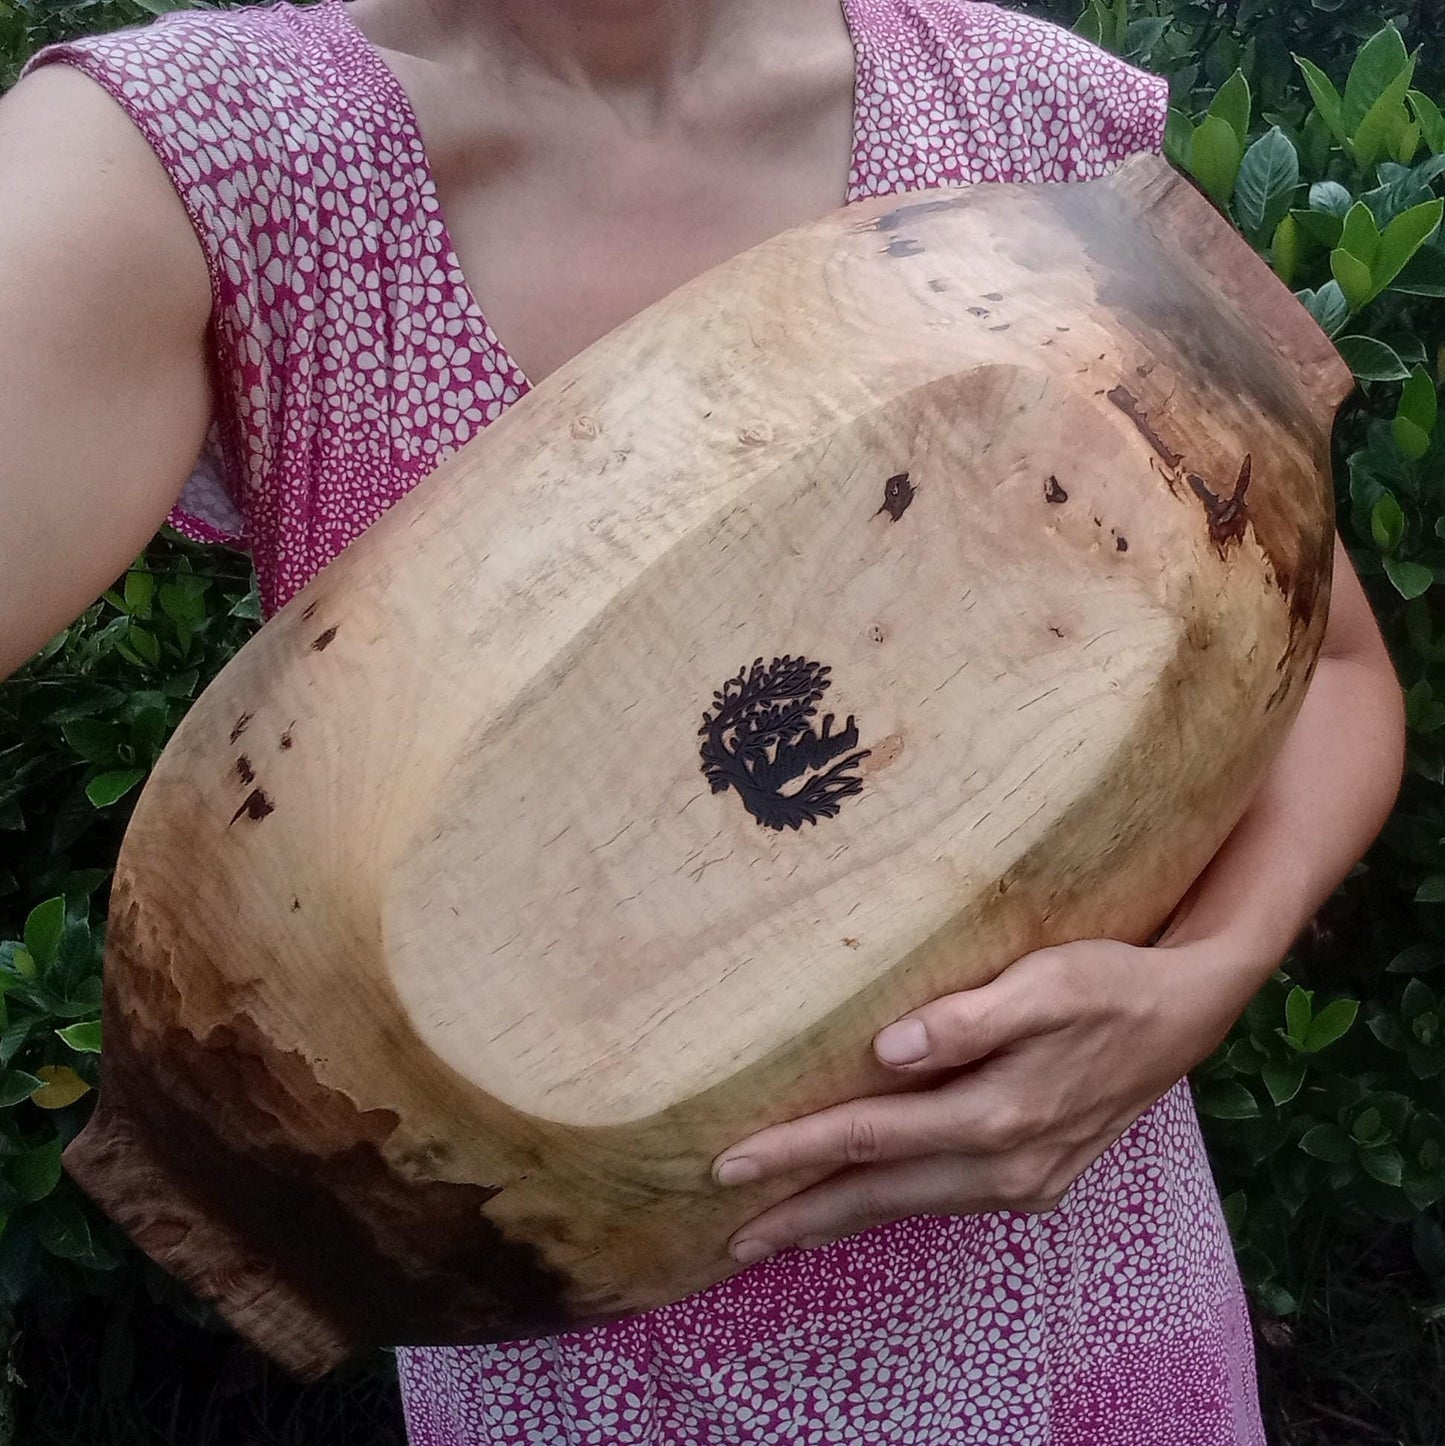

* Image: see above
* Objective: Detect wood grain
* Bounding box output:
[69,154,1350,1377]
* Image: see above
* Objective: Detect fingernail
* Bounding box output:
[714,1156,760,1186]
[874,1019,929,1065]
[730,1238,775,1265]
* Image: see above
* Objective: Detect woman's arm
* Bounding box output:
[1154,533,1406,982]
[0,64,213,680]
[711,534,1406,1262]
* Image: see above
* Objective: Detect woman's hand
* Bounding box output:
[712,933,1263,1265]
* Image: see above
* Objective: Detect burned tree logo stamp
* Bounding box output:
[699,656,871,831]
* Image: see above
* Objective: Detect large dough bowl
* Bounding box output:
[69,153,1349,1377]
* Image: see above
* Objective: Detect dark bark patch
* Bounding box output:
[866,197,961,233]
[1187,454,1252,554]
[229,789,275,827]
[876,472,916,522]
[1106,385,1184,469]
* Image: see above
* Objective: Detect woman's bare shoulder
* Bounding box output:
[0,64,213,680]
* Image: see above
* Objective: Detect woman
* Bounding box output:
[0,0,1405,1441]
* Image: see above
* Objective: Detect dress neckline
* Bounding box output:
[322,0,870,393]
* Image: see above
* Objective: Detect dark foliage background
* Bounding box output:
[3,0,1445,1440]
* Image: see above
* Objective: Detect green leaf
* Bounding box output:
[1412,698,1445,734]
[229,582,262,622]
[1304,998,1360,1051]
[55,1020,102,1054]
[1291,209,1344,249]
[127,625,161,669]
[123,569,154,619]
[1300,1122,1354,1163]
[1343,25,1411,136]
[1369,1009,1408,1048]
[1295,55,1348,146]
[1188,114,1244,209]
[1075,0,1105,46]
[34,1196,94,1260]
[1352,57,1419,172]
[85,769,147,809]
[161,668,200,700]
[1234,127,1299,239]
[1298,281,1349,336]
[1396,418,1432,460]
[1371,491,1406,552]
[1389,943,1445,973]
[1418,875,1445,902]
[1271,214,1301,286]
[1394,243,1445,297]
[1220,1190,1246,1234]
[1393,119,1423,166]
[1310,180,1355,217]
[1374,199,1445,296]
[0,1071,43,1109]
[1385,557,1435,599]
[44,684,126,726]
[1123,16,1169,61]
[9,1139,62,1204]
[1197,1080,1261,1120]
[1262,1057,1306,1104]
[1341,201,1382,267]
[1109,0,1128,55]
[1394,366,1439,458]
[0,1018,37,1069]
[1330,249,1375,312]
[1163,109,1193,169]
[1209,69,1252,147]
[1411,90,1445,154]
[1353,1106,1388,1145]
[159,578,208,629]
[59,720,121,766]
[22,899,64,973]
[1402,978,1434,1021]
[1285,985,1314,1045]
[1361,1145,1405,1187]
[1336,335,1412,382]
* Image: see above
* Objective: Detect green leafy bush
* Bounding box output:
[1125,14,1445,1320]
[0,0,217,89]
[0,537,256,1334]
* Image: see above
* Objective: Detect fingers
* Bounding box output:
[713,1074,1034,1186]
[871,949,1072,1071]
[726,1151,1072,1263]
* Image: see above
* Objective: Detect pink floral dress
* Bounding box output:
[27,0,1265,1440]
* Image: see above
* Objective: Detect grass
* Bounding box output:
[1254,1221,1445,1446]
[11,1281,404,1446]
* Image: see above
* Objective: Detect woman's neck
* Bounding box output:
[391,0,767,95]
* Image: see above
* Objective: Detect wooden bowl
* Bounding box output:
[69,154,1349,1378]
